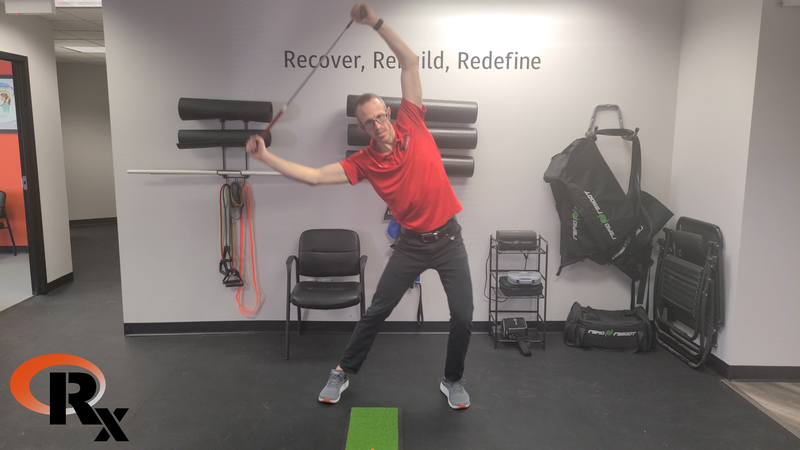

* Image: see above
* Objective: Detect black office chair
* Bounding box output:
[285,229,367,359]
[0,191,16,256]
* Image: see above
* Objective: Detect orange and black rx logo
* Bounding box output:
[10,354,128,442]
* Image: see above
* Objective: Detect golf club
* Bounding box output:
[259,7,366,139]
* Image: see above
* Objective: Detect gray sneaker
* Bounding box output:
[318,369,349,403]
[440,378,470,409]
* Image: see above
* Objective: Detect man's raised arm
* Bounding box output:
[351,4,422,107]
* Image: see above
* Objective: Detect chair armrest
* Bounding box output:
[286,255,298,297]
[286,255,298,272]
[358,255,368,292]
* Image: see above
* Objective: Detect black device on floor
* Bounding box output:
[501,317,531,357]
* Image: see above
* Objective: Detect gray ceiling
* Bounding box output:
[49,7,105,64]
[4,4,105,65]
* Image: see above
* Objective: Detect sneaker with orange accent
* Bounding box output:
[440,378,470,409]
[318,369,349,404]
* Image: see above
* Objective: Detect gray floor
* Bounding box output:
[0,251,31,312]
[1,223,799,449]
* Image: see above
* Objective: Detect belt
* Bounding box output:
[400,217,457,243]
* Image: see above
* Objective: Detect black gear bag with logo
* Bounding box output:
[564,301,655,352]
[543,116,673,308]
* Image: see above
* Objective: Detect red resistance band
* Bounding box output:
[219,183,261,317]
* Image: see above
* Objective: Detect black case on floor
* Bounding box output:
[563,302,655,352]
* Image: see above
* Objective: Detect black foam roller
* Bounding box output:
[345,150,474,178]
[177,130,271,149]
[179,98,273,123]
[346,95,477,124]
[441,155,475,177]
[347,124,477,149]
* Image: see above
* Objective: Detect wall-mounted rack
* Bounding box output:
[127,97,275,178]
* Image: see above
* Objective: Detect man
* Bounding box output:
[245,3,474,410]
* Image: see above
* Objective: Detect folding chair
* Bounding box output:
[653,217,724,368]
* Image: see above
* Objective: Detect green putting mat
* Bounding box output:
[343,407,402,450]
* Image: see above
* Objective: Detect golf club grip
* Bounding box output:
[346,95,478,124]
[345,151,474,178]
[177,130,271,149]
[178,98,273,123]
[347,124,477,149]
[260,108,285,138]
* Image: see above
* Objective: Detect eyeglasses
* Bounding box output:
[360,111,390,129]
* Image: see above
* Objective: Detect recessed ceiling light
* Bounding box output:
[62,46,105,54]
[56,0,102,7]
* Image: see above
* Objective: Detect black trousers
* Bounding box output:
[339,219,473,382]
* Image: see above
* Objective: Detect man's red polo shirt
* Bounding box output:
[340,99,462,233]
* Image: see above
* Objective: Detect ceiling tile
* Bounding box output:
[54,39,93,47]
[58,8,103,21]
[28,5,106,65]
[51,20,103,31]
[56,30,104,40]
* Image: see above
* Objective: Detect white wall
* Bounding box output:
[0,11,73,283]
[731,1,800,366]
[57,62,116,221]
[669,0,763,363]
[106,0,683,324]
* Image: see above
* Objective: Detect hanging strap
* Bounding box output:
[415,280,423,326]
[230,182,244,208]
[219,184,243,287]
[629,268,650,313]
[234,184,261,317]
[594,128,655,245]
[595,128,655,311]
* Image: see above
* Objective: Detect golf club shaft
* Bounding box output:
[260,15,360,138]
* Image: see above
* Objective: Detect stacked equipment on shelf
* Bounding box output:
[488,232,549,356]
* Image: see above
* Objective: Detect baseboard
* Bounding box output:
[707,353,800,381]
[124,320,566,336]
[0,246,28,254]
[125,321,479,336]
[69,217,117,227]
[42,272,74,295]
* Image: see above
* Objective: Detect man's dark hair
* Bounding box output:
[355,93,384,109]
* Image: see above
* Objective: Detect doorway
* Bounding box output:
[0,51,46,311]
